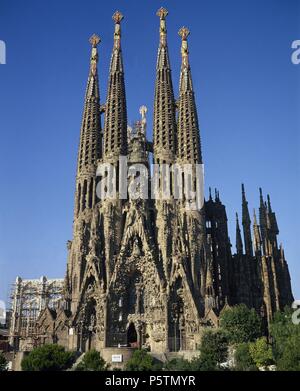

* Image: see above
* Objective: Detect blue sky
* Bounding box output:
[0,0,299,304]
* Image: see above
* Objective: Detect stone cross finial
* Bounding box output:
[178,27,190,40]
[89,34,101,47]
[156,7,168,19]
[113,10,124,24]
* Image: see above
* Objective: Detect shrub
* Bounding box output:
[124,349,162,371]
[21,344,75,371]
[75,349,108,371]
[0,352,7,371]
[276,332,300,371]
[192,330,228,370]
[270,308,300,371]
[234,343,257,371]
[249,337,274,368]
[164,357,194,371]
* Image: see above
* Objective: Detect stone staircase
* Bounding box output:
[68,352,85,371]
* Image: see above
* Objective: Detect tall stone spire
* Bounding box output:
[267,194,279,240]
[101,12,128,286]
[253,209,262,254]
[241,184,253,257]
[175,26,206,293]
[153,7,176,164]
[259,188,267,253]
[236,213,243,255]
[103,11,127,161]
[67,34,103,313]
[177,27,202,165]
[75,34,102,215]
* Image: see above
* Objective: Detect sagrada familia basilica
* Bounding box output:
[9,9,293,364]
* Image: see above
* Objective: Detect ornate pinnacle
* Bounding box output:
[89,34,101,47]
[179,26,190,69]
[156,7,168,19]
[253,209,258,224]
[139,105,147,120]
[113,10,124,24]
[112,11,123,49]
[89,34,100,74]
[156,8,168,45]
[178,27,190,40]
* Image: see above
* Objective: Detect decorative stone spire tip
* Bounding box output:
[112,10,124,24]
[156,7,168,19]
[89,34,101,47]
[178,26,190,40]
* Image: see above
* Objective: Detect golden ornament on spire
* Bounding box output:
[89,34,101,47]
[113,10,124,24]
[156,7,168,46]
[178,27,190,41]
[156,7,168,19]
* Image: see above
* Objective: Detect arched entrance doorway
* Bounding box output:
[127,323,138,348]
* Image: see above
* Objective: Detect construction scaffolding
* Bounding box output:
[9,276,64,351]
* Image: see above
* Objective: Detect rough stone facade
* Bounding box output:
[32,9,293,356]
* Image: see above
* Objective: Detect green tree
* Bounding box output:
[276,332,300,371]
[234,343,257,371]
[269,308,300,371]
[124,349,162,371]
[270,307,298,359]
[0,352,7,371]
[164,357,194,371]
[192,330,228,370]
[21,344,75,371]
[75,349,108,371]
[249,337,273,368]
[220,304,262,344]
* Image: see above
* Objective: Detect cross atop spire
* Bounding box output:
[89,34,101,47]
[178,26,190,40]
[112,10,123,24]
[156,7,168,19]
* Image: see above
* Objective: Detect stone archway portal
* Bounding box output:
[127,323,138,347]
